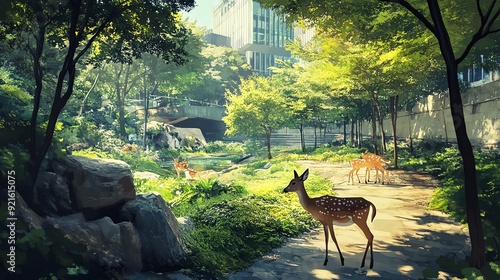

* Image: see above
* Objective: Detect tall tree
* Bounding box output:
[0,0,195,203]
[258,0,500,268]
[223,76,289,159]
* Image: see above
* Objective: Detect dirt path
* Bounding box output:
[228,161,470,280]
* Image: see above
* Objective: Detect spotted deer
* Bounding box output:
[284,169,376,269]
[348,159,366,184]
[362,151,390,184]
[173,158,189,178]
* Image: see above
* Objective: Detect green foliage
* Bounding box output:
[400,141,500,257]
[73,146,172,178]
[223,75,290,138]
[202,141,246,155]
[431,254,500,279]
[0,218,89,279]
[186,196,315,278]
[173,178,247,206]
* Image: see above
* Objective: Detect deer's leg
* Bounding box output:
[355,169,361,183]
[323,224,329,266]
[365,168,369,184]
[356,221,374,269]
[348,169,353,183]
[328,224,345,266]
[381,169,385,185]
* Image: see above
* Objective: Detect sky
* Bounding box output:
[182,0,221,30]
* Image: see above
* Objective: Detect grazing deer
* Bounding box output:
[121,144,137,152]
[362,151,390,185]
[183,168,218,180]
[348,159,366,184]
[284,169,376,269]
[173,158,189,178]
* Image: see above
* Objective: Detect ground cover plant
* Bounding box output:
[398,138,500,278]
[136,156,333,278]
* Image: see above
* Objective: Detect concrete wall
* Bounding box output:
[362,81,500,148]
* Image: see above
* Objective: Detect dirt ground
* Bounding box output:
[228,160,471,280]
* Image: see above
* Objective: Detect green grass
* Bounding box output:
[133,154,332,278]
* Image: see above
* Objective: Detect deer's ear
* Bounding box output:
[300,169,309,181]
[294,170,299,178]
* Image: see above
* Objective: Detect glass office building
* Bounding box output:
[213,0,294,76]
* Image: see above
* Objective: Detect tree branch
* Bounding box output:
[457,1,500,64]
[381,0,436,35]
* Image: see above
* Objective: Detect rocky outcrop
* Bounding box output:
[148,122,206,150]
[16,155,186,278]
[44,214,142,274]
[33,172,76,217]
[120,194,187,272]
[51,155,136,220]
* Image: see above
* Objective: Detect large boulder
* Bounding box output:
[16,191,44,229]
[51,155,136,220]
[33,172,76,217]
[44,214,142,275]
[120,194,187,272]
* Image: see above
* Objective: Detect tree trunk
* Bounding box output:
[408,111,414,156]
[441,94,449,145]
[427,0,485,268]
[314,126,318,149]
[370,92,378,154]
[350,118,355,147]
[358,119,362,148]
[299,123,306,152]
[390,95,399,168]
[343,118,347,146]
[118,95,127,139]
[78,72,100,117]
[266,128,272,159]
[374,99,386,153]
[143,88,149,150]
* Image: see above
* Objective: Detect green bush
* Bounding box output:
[186,196,315,278]
[402,145,500,258]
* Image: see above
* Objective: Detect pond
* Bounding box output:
[161,155,238,172]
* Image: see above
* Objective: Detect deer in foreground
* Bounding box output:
[362,151,390,185]
[284,169,376,269]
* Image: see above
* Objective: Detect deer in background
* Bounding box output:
[284,169,376,269]
[362,151,390,185]
[174,158,218,180]
[348,159,366,184]
[121,144,137,152]
[173,158,189,178]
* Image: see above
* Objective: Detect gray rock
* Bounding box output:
[16,191,44,229]
[119,221,143,273]
[51,155,136,220]
[120,194,187,272]
[33,172,76,217]
[45,215,142,275]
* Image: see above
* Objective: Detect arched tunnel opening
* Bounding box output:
[174,118,226,141]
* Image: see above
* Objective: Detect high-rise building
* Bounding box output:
[213,0,295,76]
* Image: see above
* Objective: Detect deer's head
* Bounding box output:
[284,169,309,193]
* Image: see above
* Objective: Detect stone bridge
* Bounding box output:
[129,97,226,140]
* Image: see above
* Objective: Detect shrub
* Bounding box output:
[186,196,315,278]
